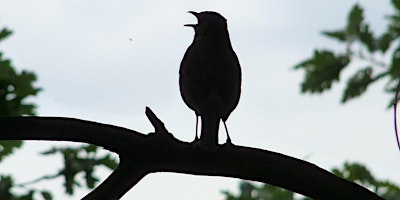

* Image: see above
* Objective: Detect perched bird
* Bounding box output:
[179,11,241,147]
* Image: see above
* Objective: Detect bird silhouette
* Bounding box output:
[179,11,241,147]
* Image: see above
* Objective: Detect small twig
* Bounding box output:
[145,107,169,135]
[15,172,61,187]
[394,78,400,152]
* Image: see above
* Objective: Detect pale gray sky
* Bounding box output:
[0,1,398,199]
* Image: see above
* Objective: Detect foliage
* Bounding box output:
[0,175,52,200]
[332,162,400,199]
[223,162,400,200]
[40,145,118,195]
[294,50,349,93]
[0,26,118,199]
[294,1,400,107]
[225,2,400,199]
[222,181,302,200]
[0,27,44,199]
[0,27,41,161]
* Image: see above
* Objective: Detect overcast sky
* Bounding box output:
[0,1,398,199]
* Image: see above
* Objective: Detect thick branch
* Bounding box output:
[0,114,383,200]
[0,117,146,154]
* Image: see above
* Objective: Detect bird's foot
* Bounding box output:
[223,137,234,147]
[191,135,200,144]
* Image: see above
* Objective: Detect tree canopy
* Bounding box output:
[295,1,400,107]
[224,1,400,199]
[0,27,117,200]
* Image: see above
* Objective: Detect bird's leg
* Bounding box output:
[223,121,232,144]
[194,115,199,141]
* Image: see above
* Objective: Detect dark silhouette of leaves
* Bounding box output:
[322,30,347,42]
[378,32,394,53]
[294,50,349,93]
[347,4,364,37]
[342,67,374,103]
[224,162,398,200]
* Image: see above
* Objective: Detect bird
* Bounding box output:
[179,11,241,147]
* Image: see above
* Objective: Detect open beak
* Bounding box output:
[184,11,198,27]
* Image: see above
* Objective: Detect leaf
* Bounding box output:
[342,67,374,103]
[84,168,98,188]
[347,4,364,36]
[377,181,400,199]
[388,14,400,36]
[0,28,12,43]
[294,50,350,93]
[98,154,118,170]
[388,46,400,79]
[259,184,294,200]
[378,32,394,53]
[359,24,377,52]
[386,46,400,107]
[322,30,347,42]
[392,0,400,11]
[239,181,256,199]
[60,148,81,194]
[384,79,399,108]
[0,50,41,118]
[0,140,23,161]
[83,144,98,153]
[41,191,53,200]
[345,162,376,185]
[39,145,117,194]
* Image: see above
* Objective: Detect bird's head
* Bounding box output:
[185,11,229,43]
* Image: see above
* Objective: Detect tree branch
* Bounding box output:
[0,108,383,200]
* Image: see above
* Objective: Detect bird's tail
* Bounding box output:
[200,115,220,147]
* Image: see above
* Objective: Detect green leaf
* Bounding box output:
[225,162,400,200]
[347,4,364,36]
[41,191,53,200]
[0,50,41,117]
[259,184,294,200]
[392,0,400,11]
[359,24,377,52]
[60,148,81,194]
[0,28,12,43]
[0,140,23,161]
[322,30,347,42]
[83,144,98,153]
[223,181,297,200]
[99,154,118,170]
[294,50,350,93]
[342,162,376,185]
[239,182,256,200]
[377,181,400,199]
[384,79,400,108]
[342,67,374,103]
[386,46,400,107]
[389,46,400,79]
[378,32,394,53]
[40,145,117,194]
[388,15,400,37]
[330,162,400,199]
[84,168,98,189]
